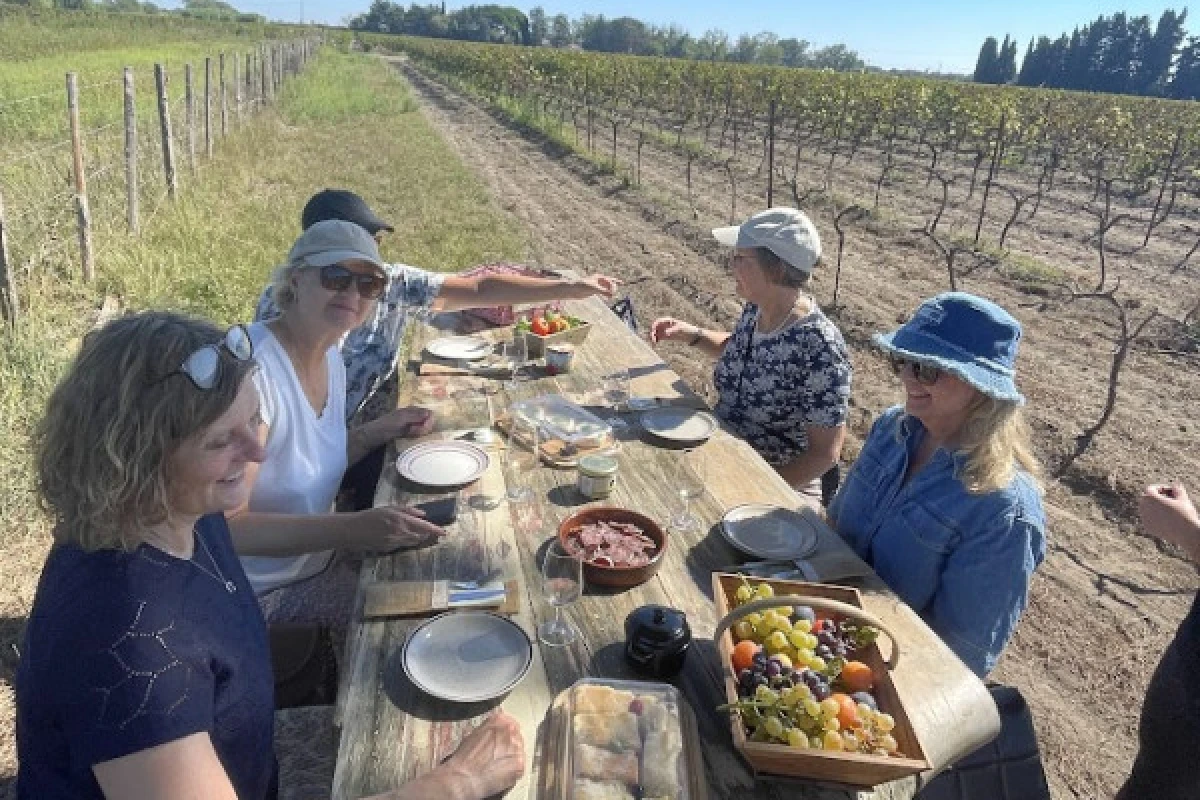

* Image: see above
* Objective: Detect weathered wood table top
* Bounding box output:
[331,297,1000,800]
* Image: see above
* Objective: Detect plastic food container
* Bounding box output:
[545,344,576,375]
[511,395,611,449]
[565,678,693,800]
[577,454,618,499]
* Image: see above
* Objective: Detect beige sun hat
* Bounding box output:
[287,219,385,275]
[712,207,822,275]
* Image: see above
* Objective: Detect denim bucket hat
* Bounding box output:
[874,292,1025,405]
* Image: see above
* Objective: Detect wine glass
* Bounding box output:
[603,369,631,412]
[503,417,539,502]
[539,542,583,646]
[669,449,707,531]
[504,336,529,391]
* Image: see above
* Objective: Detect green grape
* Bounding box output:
[823,716,840,733]
[810,734,824,749]
[880,733,899,753]
[755,685,778,704]
[732,621,755,641]
[842,731,860,751]
[788,631,809,650]
[876,712,895,733]
[793,618,812,634]
[734,585,754,605]
[764,716,785,739]
[819,698,841,718]
[802,697,821,718]
[764,631,790,654]
[786,728,809,748]
[822,730,844,750]
[857,702,874,719]
[755,583,775,600]
[809,656,827,672]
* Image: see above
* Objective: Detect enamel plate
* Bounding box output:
[425,336,493,361]
[719,503,821,561]
[403,611,533,703]
[639,407,718,445]
[396,441,490,489]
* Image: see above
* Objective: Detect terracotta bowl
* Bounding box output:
[557,507,667,589]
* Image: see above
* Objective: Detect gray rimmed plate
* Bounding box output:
[402,611,533,703]
[396,440,490,489]
[425,336,493,361]
[719,503,821,561]
[639,407,718,446]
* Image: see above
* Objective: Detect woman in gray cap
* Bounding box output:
[650,208,851,503]
[229,220,445,638]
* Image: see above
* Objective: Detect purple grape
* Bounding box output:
[739,669,755,689]
[752,652,768,668]
[834,644,848,658]
[753,675,768,689]
[851,691,878,711]
[765,660,782,678]
[816,644,833,659]
[813,683,832,701]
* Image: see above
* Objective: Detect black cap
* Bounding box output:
[301,189,394,234]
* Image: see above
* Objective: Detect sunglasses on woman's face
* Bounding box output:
[156,325,254,390]
[889,355,942,386]
[317,263,387,299]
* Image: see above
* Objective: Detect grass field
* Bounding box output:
[0,46,525,789]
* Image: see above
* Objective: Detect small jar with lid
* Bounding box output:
[577,454,619,500]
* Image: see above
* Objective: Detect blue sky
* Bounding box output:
[227,1,1194,74]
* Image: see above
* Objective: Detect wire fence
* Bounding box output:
[0,36,322,331]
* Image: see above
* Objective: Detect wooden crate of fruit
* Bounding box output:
[712,573,930,788]
[516,311,590,358]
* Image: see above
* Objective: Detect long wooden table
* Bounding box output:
[331,297,1000,800]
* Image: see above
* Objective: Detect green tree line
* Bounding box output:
[1,0,266,22]
[974,9,1200,99]
[349,2,866,71]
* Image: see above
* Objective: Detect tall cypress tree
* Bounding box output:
[1170,35,1200,99]
[997,34,1018,83]
[974,36,1000,83]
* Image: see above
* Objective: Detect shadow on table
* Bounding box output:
[682,525,728,603]
[380,644,506,722]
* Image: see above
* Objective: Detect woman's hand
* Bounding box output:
[649,316,695,345]
[439,712,526,799]
[351,505,445,552]
[574,274,621,298]
[1139,483,1200,562]
[379,406,436,439]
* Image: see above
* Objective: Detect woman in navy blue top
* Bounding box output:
[828,293,1046,677]
[17,311,525,800]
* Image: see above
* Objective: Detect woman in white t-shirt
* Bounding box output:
[228,220,444,630]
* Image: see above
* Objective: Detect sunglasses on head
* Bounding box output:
[317,263,387,299]
[888,354,942,386]
[157,324,254,390]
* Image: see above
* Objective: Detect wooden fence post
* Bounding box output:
[766,98,775,208]
[65,73,94,283]
[232,53,241,122]
[260,45,269,103]
[123,66,138,234]
[204,57,213,158]
[0,187,18,328]
[184,64,196,174]
[245,52,253,108]
[219,52,227,137]
[154,64,177,201]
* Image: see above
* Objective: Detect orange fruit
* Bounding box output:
[731,640,760,673]
[840,660,875,693]
[831,692,860,729]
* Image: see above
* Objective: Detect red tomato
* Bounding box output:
[531,317,551,336]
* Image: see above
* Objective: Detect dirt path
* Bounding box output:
[393,58,1199,800]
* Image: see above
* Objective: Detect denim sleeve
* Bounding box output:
[929,506,1045,677]
[391,264,444,310]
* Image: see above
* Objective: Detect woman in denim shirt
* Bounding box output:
[828,292,1046,677]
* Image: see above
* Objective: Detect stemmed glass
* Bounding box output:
[504,336,529,391]
[603,369,631,412]
[539,542,583,646]
[503,416,539,502]
[669,449,707,531]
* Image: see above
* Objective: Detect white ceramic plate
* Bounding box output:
[719,504,821,561]
[640,407,718,445]
[396,441,490,488]
[425,336,493,361]
[402,611,533,703]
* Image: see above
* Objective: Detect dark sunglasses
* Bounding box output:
[888,354,942,386]
[317,263,387,299]
[156,325,254,390]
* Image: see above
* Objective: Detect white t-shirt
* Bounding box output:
[240,322,349,595]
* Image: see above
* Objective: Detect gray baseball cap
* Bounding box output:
[287,220,386,274]
[712,207,822,275]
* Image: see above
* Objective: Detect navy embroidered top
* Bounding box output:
[713,302,852,466]
[16,513,278,799]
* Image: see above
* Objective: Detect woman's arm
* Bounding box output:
[347,407,435,466]
[774,425,845,489]
[93,733,238,800]
[648,316,731,358]
[431,273,618,312]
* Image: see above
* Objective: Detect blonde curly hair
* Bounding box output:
[35,311,255,551]
[955,395,1042,495]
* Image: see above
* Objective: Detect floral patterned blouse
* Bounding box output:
[712,302,852,466]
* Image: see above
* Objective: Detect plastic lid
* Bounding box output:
[578,454,618,477]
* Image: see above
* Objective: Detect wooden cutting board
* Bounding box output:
[536,690,710,800]
[362,579,520,619]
